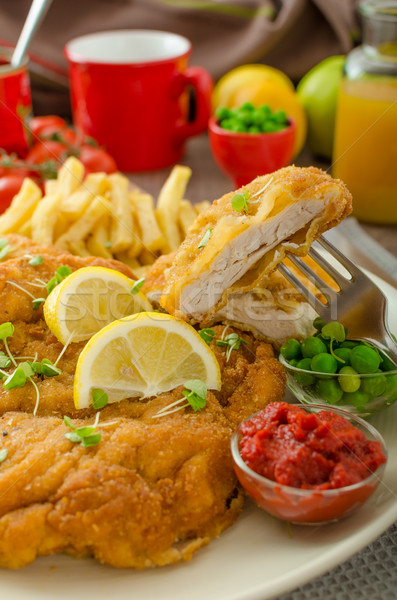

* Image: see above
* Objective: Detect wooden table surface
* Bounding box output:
[130,134,397,259]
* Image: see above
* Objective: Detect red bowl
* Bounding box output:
[208,115,296,187]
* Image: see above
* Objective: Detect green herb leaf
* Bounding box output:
[92,388,108,409]
[131,278,145,295]
[81,432,102,447]
[216,332,247,361]
[0,239,8,251]
[321,322,346,343]
[0,322,14,341]
[0,448,8,463]
[63,415,74,429]
[64,431,81,443]
[3,367,27,390]
[197,228,213,249]
[199,328,215,344]
[47,266,73,294]
[184,379,207,398]
[19,361,34,378]
[28,255,43,266]
[0,352,11,369]
[0,244,12,260]
[74,426,96,438]
[231,190,249,212]
[32,298,46,310]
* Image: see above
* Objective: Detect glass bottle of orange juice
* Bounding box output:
[333,1,397,224]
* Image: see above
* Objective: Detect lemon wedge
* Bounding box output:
[73,312,221,408]
[44,266,152,344]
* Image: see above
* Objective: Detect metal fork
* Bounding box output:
[278,236,397,363]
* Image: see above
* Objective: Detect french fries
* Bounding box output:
[0,159,210,275]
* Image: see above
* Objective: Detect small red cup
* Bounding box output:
[64,30,213,172]
[0,48,32,157]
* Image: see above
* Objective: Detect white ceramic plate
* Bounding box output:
[1,276,396,600]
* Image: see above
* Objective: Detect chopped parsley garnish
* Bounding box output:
[64,414,101,447]
[231,190,249,213]
[131,278,145,295]
[28,255,43,266]
[0,448,7,463]
[216,331,247,361]
[199,328,215,344]
[92,388,108,410]
[47,266,73,294]
[197,228,213,249]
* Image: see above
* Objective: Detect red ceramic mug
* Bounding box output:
[64,30,213,172]
[0,47,32,157]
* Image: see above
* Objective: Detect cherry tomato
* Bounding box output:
[26,140,69,166]
[28,115,67,138]
[0,175,26,212]
[78,145,118,174]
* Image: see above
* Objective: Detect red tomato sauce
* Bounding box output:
[239,402,386,490]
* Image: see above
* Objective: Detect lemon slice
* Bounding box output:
[73,312,221,408]
[44,266,152,344]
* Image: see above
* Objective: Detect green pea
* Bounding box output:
[379,352,396,371]
[340,340,359,349]
[384,374,397,397]
[257,104,271,118]
[295,358,316,386]
[248,125,261,133]
[313,317,327,331]
[338,366,361,393]
[272,109,288,124]
[311,352,338,374]
[334,347,351,367]
[280,338,302,361]
[289,358,299,367]
[262,121,284,133]
[235,109,253,126]
[232,122,247,133]
[251,110,265,126]
[301,336,327,358]
[215,106,231,121]
[360,374,387,397]
[219,118,235,130]
[350,345,381,374]
[342,390,372,410]
[240,102,255,112]
[316,379,343,404]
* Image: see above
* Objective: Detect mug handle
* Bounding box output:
[174,66,213,142]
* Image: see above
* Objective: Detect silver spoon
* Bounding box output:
[11,0,54,68]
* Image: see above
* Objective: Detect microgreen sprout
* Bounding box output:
[131,278,145,295]
[47,265,73,294]
[0,352,11,369]
[92,388,108,409]
[216,330,247,361]
[231,190,249,213]
[0,448,7,463]
[321,321,346,361]
[152,379,208,418]
[32,298,46,310]
[32,358,62,377]
[64,413,102,447]
[197,228,213,249]
[28,255,43,266]
[0,322,16,367]
[199,328,215,344]
[0,243,12,260]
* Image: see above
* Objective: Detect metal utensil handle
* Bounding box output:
[11,0,54,68]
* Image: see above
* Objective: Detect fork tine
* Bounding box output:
[308,246,351,289]
[277,263,330,319]
[288,255,335,291]
[317,236,363,279]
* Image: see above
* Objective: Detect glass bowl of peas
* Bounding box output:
[279,318,397,417]
[208,102,296,187]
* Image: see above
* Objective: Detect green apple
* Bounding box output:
[297,55,345,160]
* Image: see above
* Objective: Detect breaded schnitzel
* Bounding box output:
[0,236,285,568]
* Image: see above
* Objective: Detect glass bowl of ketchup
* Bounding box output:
[231,402,387,525]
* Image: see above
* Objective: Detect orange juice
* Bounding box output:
[333,77,397,224]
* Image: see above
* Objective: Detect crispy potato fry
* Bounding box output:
[44,179,59,195]
[31,193,62,244]
[132,265,151,279]
[138,248,156,266]
[179,199,197,236]
[61,172,111,219]
[55,195,112,250]
[18,220,32,238]
[108,173,136,253]
[0,178,42,234]
[114,252,140,270]
[194,200,211,215]
[155,165,192,252]
[67,240,91,257]
[57,157,85,200]
[130,192,165,252]
[86,216,113,259]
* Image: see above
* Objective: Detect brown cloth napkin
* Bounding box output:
[1,0,359,115]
